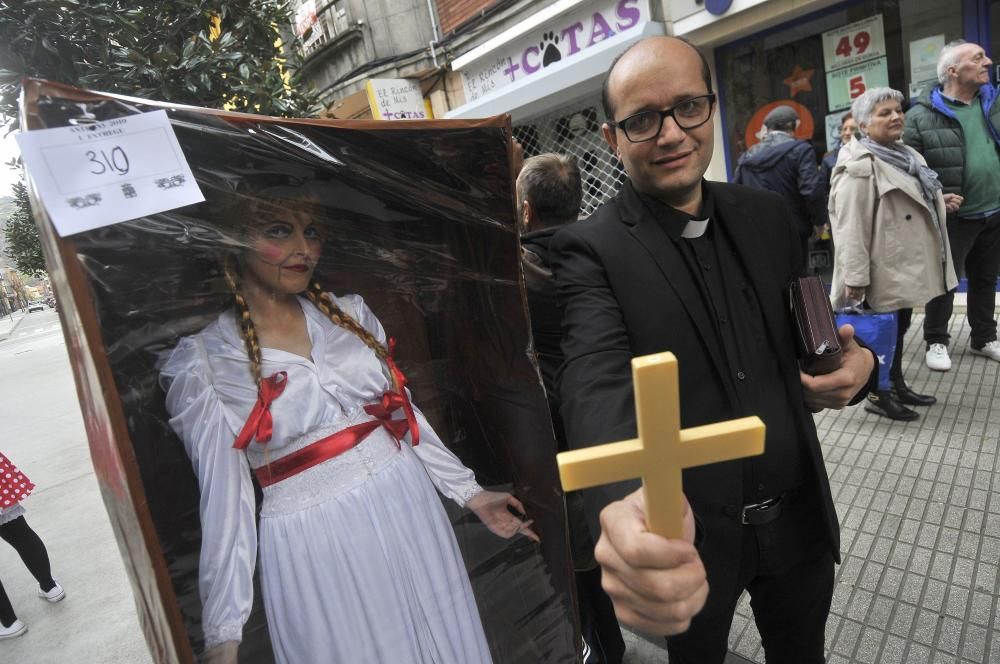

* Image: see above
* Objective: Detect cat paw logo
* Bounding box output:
[540,32,562,67]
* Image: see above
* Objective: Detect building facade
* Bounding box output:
[302,0,997,211]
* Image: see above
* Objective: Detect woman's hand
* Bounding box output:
[844,285,866,304]
[202,641,238,664]
[943,193,964,214]
[467,490,540,542]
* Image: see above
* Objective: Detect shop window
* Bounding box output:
[717,0,962,177]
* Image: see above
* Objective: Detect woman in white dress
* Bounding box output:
[158,188,537,664]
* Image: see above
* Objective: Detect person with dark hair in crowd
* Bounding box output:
[517,153,625,664]
[551,35,876,662]
[734,105,828,270]
[820,112,858,185]
[0,451,66,641]
[904,39,1000,371]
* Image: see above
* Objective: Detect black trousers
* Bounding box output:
[666,501,835,664]
[889,308,913,384]
[0,516,55,627]
[924,211,1000,348]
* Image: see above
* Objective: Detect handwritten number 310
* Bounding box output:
[87,147,130,176]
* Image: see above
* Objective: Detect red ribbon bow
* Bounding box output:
[364,337,420,447]
[233,372,288,450]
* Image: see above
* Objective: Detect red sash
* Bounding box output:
[232,337,420,487]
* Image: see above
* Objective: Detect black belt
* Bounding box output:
[741,494,784,526]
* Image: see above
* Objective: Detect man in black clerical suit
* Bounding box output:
[551,36,877,664]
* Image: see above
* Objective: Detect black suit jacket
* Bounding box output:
[550,180,849,593]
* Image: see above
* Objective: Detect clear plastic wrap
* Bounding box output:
[20,79,579,663]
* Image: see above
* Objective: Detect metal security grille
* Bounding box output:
[513,95,625,217]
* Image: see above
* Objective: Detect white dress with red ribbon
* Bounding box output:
[158,293,492,664]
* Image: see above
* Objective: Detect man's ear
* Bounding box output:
[521,199,534,231]
[602,122,619,158]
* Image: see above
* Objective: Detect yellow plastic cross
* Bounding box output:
[557,353,766,539]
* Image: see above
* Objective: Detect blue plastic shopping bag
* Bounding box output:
[835,310,897,390]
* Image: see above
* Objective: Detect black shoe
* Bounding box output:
[891,381,937,406]
[864,390,919,421]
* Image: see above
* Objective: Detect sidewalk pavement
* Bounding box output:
[725,311,1000,664]
[3,310,998,664]
[0,309,27,341]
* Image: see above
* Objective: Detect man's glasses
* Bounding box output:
[609,94,716,143]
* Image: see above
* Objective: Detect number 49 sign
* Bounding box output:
[822,14,886,72]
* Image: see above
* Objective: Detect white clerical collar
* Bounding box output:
[681,217,710,239]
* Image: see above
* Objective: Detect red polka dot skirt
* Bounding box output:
[0,452,34,509]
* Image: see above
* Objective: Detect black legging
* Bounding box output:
[0,516,55,627]
[889,307,913,385]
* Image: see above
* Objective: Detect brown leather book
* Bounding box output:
[790,276,842,376]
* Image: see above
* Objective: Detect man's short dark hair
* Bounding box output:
[601,36,714,122]
[516,153,582,228]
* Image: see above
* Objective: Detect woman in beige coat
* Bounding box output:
[829,87,958,421]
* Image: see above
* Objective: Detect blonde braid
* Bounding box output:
[306,280,399,390]
[223,258,264,389]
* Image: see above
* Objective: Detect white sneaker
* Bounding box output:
[925,343,952,371]
[0,619,27,640]
[38,581,65,603]
[971,340,1000,362]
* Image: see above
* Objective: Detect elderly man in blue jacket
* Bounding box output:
[734,105,827,271]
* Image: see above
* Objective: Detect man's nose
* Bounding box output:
[656,115,687,145]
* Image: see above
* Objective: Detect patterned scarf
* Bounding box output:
[860,137,942,210]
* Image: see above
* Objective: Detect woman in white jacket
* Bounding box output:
[828,87,958,421]
[159,182,537,663]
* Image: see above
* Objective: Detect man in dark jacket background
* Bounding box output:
[518,153,626,664]
[734,105,827,271]
[904,40,1000,372]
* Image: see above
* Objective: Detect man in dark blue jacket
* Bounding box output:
[734,105,827,270]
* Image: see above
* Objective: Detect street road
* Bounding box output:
[0,311,152,663]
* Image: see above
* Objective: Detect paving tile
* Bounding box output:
[969,590,993,626]
[922,578,947,612]
[868,595,893,630]
[913,609,940,646]
[909,546,934,575]
[847,588,874,622]
[904,641,932,663]
[951,557,975,589]
[938,616,963,653]
[880,634,907,664]
[961,623,988,662]
[930,551,955,582]
[855,626,882,664]
[945,585,970,618]
[879,566,904,597]
[833,619,862,656]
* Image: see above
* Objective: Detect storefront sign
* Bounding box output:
[294,0,318,37]
[826,56,890,112]
[821,14,886,72]
[909,34,944,86]
[365,78,432,120]
[460,0,647,104]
